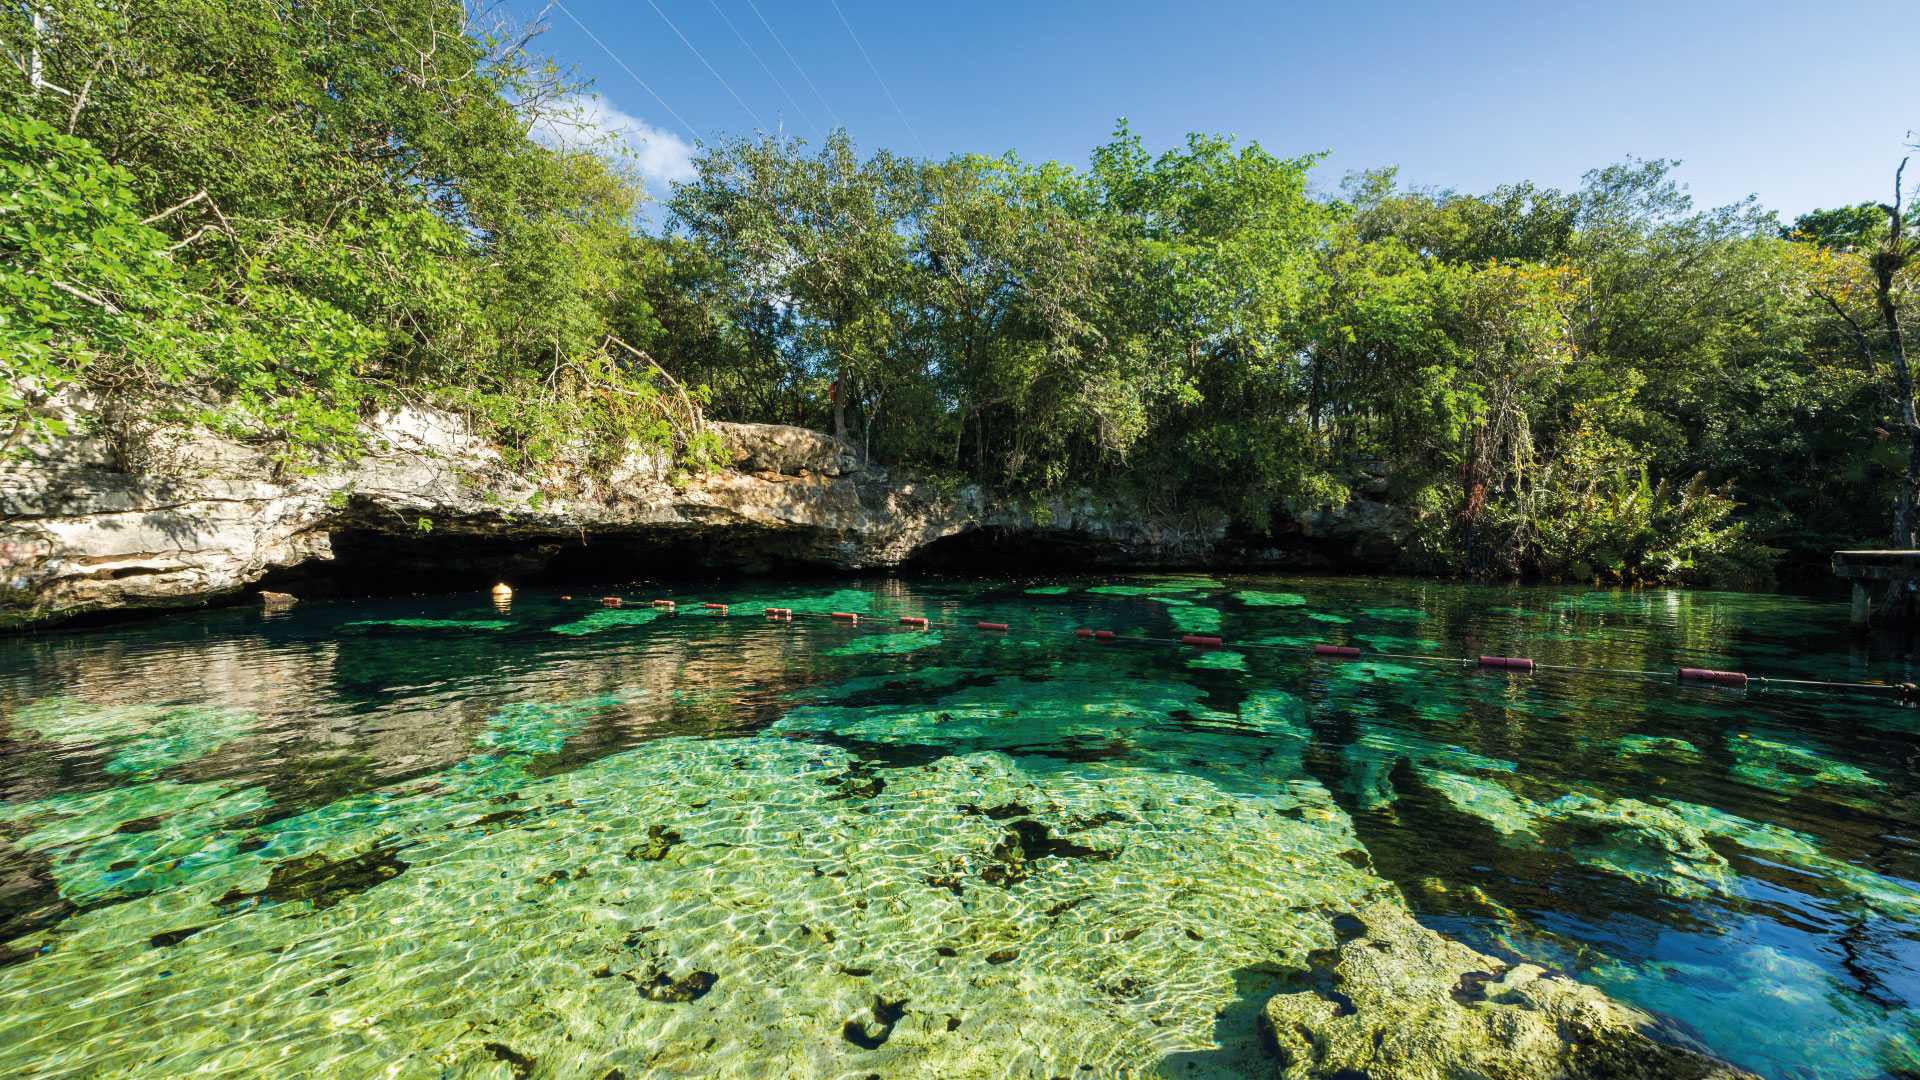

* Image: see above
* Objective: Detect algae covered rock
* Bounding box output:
[1261,900,1754,1080]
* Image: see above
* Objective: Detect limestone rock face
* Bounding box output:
[717,423,856,477]
[1261,900,1754,1080]
[1,408,1284,630]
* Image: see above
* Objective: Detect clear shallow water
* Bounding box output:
[1,575,1918,1078]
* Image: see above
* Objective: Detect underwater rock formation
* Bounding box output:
[0,406,1385,629]
[1261,899,1755,1080]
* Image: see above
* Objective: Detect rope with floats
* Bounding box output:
[576,594,1920,707]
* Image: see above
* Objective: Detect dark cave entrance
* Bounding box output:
[250,524,850,599]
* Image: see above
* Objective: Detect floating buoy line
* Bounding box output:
[580,594,1920,708]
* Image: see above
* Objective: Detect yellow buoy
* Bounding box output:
[491,583,513,599]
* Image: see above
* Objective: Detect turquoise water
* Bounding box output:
[1,575,1918,1077]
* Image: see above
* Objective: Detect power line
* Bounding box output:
[640,0,767,132]
[742,0,844,133]
[552,0,704,141]
[825,0,926,157]
[706,0,819,140]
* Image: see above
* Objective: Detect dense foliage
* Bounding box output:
[4,2,1916,583]
[1,0,722,476]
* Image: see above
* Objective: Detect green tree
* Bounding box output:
[670,131,918,446]
[1091,122,1331,520]
[908,154,1134,487]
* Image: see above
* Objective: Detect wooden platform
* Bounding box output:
[1832,551,1920,625]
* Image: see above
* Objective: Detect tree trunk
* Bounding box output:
[1876,159,1913,546]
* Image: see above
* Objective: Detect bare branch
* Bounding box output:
[141,189,207,226]
[45,278,121,314]
[63,44,114,133]
[165,224,216,252]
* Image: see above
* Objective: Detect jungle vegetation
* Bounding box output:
[3,0,1916,585]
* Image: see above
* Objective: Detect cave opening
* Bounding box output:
[899,526,1110,573]
[250,525,849,600]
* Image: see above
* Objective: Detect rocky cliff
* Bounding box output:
[4,408,1401,630]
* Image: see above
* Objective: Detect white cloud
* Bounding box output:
[530,93,697,201]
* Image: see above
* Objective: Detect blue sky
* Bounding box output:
[518,0,1916,222]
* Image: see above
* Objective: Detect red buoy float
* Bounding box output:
[1180,634,1224,648]
[1074,628,1095,638]
[900,616,930,628]
[1093,630,1116,641]
[1314,644,1360,658]
[830,612,860,624]
[764,607,791,617]
[1679,667,1749,688]
[601,597,622,607]
[1477,655,1535,672]
[976,621,1009,631]
[702,603,728,615]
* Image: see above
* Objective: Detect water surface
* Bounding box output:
[2,575,1918,1078]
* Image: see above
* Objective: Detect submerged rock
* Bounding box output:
[1261,900,1755,1080]
[216,841,410,911]
[625,825,680,862]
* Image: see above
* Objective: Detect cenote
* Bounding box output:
[3,574,1919,1078]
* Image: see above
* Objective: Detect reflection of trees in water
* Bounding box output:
[0,617,827,821]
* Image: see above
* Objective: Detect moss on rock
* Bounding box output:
[1262,900,1754,1080]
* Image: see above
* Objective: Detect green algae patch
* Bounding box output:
[1616,734,1700,757]
[799,666,977,703]
[1331,660,1420,683]
[8,698,169,744]
[1336,728,1517,813]
[478,693,637,755]
[827,631,944,657]
[1247,633,1322,649]
[1022,585,1072,596]
[104,709,255,776]
[1264,898,1749,1080]
[342,617,514,632]
[1727,734,1885,797]
[0,780,276,905]
[1354,633,1443,654]
[1541,794,1734,898]
[1663,799,1920,919]
[1551,591,1643,613]
[549,608,663,636]
[7,699,256,776]
[1660,799,1822,860]
[729,587,884,615]
[1187,650,1246,672]
[1359,607,1427,622]
[1235,590,1306,607]
[1086,581,1207,597]
[1154,597,1223,634]
[1238,690,1308,737]
[1394,770,1739,900]
[1486,605,1541,618]
[1137,572,1225,586]
[1421,771,1543,836]
[1307,612,1353,625]
[774,671,1234,751]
